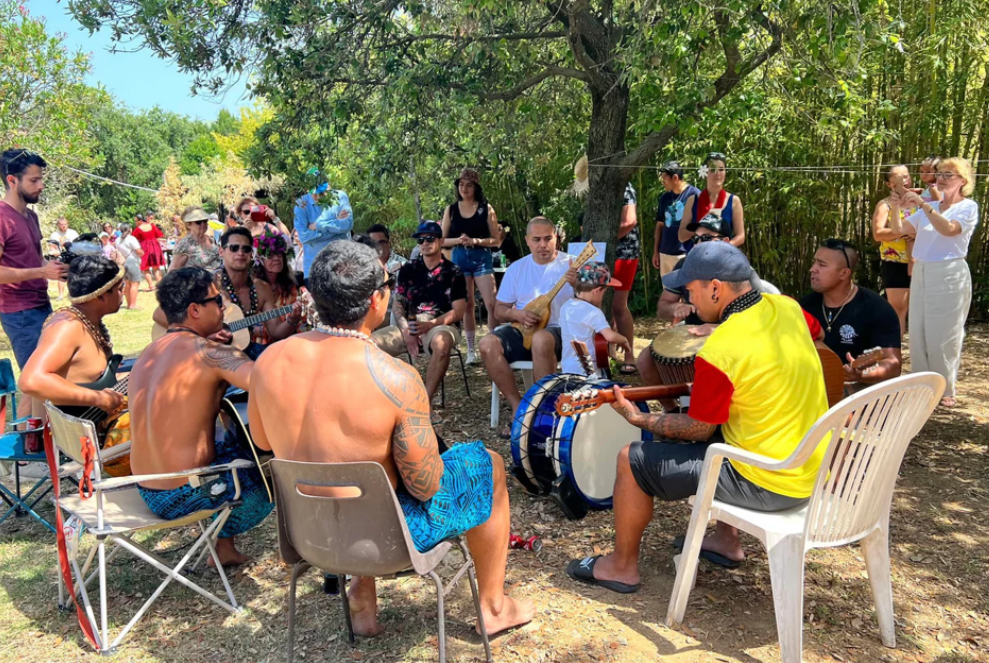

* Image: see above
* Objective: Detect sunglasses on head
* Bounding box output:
[822,238,855,269]
[196,294,224,308]
[416,236,440,244]
[225,244,253,253]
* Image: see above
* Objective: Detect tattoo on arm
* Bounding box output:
[367,346,443,501]
[196,338,251,373]
[392,291,409,328]
[632,411,716,442]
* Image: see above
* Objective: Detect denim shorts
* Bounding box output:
[0,303,53,370]
[451,246,494,277]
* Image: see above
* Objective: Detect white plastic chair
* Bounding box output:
[46,402,253,655]
[490,361,534,429]
[666,372,945,663]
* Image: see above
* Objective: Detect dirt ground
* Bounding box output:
[1,319,987,663]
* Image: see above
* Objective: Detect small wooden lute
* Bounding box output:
[511,241,599,349]
[151,296,311,350]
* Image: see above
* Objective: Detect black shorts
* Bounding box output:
[490,324,563,364]
[881,261,910,289]
[627,439,807,513]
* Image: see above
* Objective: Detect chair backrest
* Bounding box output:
[45,401,104,468]
[798,373,944,547]
[0,359,16,397]
[269,459,424,577]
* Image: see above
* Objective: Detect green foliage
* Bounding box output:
[180,134,221,175]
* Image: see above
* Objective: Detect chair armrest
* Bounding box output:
[704,442,792,471]
[94,459,255,492]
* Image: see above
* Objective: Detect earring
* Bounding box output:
[712,294,719,303]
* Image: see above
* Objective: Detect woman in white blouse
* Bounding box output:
[889,157,979,408]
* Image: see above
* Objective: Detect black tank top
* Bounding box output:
[448,202,491,240]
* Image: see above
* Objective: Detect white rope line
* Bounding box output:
[587,163,989,177]
[60,166,159,192]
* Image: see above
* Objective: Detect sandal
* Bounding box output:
[619,363,637,376]
[498,424,512,440]
[566,556,639,594]
[430,410,443,425]
[672,535,743,569]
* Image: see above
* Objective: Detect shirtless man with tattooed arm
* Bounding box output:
[129,267,273,566]
[249,241,534,638]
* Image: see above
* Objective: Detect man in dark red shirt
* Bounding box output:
[0,150,67,390]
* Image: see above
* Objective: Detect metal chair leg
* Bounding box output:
[457,349,471,398]
[287,562,310,663]
[459,540,492,662]
[428,570,446,663]
[339,574,356,645]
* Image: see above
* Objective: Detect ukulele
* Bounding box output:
[511,241,599,349]
[151,294,312,350]
[571,335,612,379]
[849,347,884,372]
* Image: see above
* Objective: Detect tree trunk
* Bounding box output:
[582,83,631,270]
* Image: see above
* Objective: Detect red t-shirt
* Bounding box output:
[0,201,48,313]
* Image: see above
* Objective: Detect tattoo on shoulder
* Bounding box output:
[367,345,425,408]
[366,345,442,500]
[196,338,251,373]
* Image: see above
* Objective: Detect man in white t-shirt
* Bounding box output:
[479,216,576,422]
[560,263,633,376]
[49,217,78,299]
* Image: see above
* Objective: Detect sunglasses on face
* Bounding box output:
[189,220,207,226]
[376,275,396,291]
[196,294,224,308]
[822,239,854,269]
[935,172,957,180]
[225,244,253,254]
[692,234,720,244]
[416,236,440,244]
[239,208,252,215]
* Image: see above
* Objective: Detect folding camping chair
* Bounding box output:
[0,358,54,532]
[46,402,252,655]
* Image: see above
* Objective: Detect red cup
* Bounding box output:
[24,417,43,454]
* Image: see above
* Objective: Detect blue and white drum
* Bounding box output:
[510,374,652,517]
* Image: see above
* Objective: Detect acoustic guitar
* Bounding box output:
[72,355,132,477]
[556,346,880,417]
[150,296,311,350]
[511,241,599,349]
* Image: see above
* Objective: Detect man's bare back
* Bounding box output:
[129,331,251,489]
[249,332,442,498]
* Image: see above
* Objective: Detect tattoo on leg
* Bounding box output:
[366,346,443,501]
[196,338,250,373]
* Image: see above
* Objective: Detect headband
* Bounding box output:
[69,266,125,305]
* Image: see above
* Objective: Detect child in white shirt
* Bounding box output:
[560,262,632,375]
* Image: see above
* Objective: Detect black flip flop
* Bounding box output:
[566,556,639,594]
[619,363,637,375]
[672,535,743,569]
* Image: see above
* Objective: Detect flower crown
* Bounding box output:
[254,228,294,262]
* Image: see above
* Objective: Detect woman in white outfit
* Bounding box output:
[889,157,979,408]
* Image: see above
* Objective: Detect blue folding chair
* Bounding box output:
[0,358,55,533]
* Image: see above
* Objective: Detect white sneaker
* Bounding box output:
[465,349,478,365]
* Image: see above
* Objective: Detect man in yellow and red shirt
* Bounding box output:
[567,242,828,594]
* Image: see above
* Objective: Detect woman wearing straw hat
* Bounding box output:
[169,206,222,272]
[441,168,502,363]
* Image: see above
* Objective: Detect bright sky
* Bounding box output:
[30,0,250,121]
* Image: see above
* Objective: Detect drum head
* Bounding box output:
[554,380,652,509]
[510,374,585,494]
[650,325,708,360]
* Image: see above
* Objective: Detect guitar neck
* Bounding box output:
[227,305,295,332]
[605,384,692,404]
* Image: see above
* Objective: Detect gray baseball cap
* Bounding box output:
[662,241,752,290]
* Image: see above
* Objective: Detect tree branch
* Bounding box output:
[476,66,589,101]
[621,9,783,174]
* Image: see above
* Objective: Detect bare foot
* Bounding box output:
[700,525,745,563]
[939,396,957,409]
[348,576,385,637]
[478,595,536,636]
[208,537,251,567]
[585,552,641,587]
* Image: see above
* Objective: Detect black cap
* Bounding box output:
[686,212,729,235]
[412,221,443,238]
